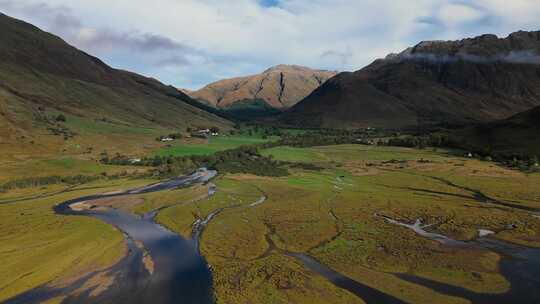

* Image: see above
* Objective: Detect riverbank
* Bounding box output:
[3,169,217,304]
[3,145,540,304]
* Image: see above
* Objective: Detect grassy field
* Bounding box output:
[154,144,540,303]
[154,174,363,304]
[155,176,264,238]
[0,177,158,302]
[2,143,539,303]
[0,157,146,184]
[153,135,274,157]
[261,145,451,163]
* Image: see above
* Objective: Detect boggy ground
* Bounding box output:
[161,145,539,304]
[1,145,539,304]
[0,177,158,302]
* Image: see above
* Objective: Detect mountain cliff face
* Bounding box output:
[0,13,231,153]
[187,65,336,110]
[282,31,540,129]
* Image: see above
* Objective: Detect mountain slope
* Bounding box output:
[451,105,540,156]
[282,31,540,129]
[187,65,336,110]
[0,13,231,158]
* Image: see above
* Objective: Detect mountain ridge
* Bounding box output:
[0,13,231,158]
[281,30,540,129]
[185,64,337,110]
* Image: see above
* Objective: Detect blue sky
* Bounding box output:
[259,0,280,7]
[1,0,540,89]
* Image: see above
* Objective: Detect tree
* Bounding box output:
[99,151,109,163]
[55,114,66,122]
[529,155,539,168]
[152,156,163,167]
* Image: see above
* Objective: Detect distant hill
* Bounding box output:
[0,13,231,158]
[451,105,540,156]
[281,31,540,129]
[186,65,336,112]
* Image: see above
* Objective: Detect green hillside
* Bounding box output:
[0,13,232,160]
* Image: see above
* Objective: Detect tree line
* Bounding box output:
[1,175,101,193]
[101,145,289,177]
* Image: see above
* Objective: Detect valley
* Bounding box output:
[1,6,540,304]
[2,141,539,303]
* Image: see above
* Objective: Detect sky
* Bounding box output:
[1,0,540,89]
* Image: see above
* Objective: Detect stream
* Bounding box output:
[382,216,540,304]
[6,168,540,304]
[6,168,217,304]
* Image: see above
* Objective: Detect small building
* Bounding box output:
[161,137,174,142]
[211,132,219,136]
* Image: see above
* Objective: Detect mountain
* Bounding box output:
[0,13,231,158]
[451,105,540,156]
[186,65,336,110]
[282,31,540,129]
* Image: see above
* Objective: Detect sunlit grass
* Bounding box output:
[0,178,156,302]
[153,135,273,157]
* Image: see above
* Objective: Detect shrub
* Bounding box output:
[55,114,66,122]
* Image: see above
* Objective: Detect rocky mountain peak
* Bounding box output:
[282,29,540,129]
[407,31,540,58]
[185,65,337,110]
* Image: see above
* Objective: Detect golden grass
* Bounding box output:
[186,145,540,303]
[3,144,539,303]
[0,177,157,301]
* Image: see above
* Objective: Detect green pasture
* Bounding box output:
[154,135,273,157]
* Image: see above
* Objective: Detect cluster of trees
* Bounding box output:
[500,155,539,171]
[0,174,101,192]
[47,125,76,140]
[382,133,540,172]
[55,114,66,122]
[99,152,134,165]
[384,134,451,149]
[42,113,76,140]
[0,169,149,193]
[261,127,283,139]
[101,127,376,178]
[265,129,364,148]
[101,145,289,177]
[229,124,283,138]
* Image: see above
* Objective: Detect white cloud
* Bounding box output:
[474,0,540,30]
[1,0,539,89]
[438,3,484,27]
